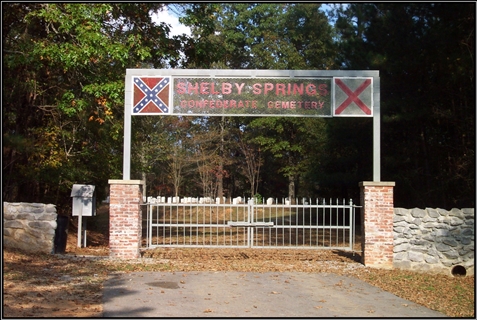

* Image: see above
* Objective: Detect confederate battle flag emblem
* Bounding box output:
[133,77,170,114]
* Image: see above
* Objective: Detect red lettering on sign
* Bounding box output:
[252,83,262,94]
[222,83,232,95]
[264,83,274,95]
[210,82,220,94]
[318,84,328,96]
[177,82,187,94]
[200,82,209,94]
[276,83,286,95]
[293,84,304,95]
[306,84,316,95]
[235,83,245,95]
[188,82,199,95]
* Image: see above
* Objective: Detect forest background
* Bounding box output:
[2,3,475,216]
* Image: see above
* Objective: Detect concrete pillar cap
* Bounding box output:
[359,181,395,187]
[108,179,145,185]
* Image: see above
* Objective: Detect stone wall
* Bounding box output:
[393,207,474,276]
[3,202,58,253]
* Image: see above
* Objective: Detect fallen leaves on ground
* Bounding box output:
[3,248,106,318]
[2,208,474,318]
[4,245,474,318]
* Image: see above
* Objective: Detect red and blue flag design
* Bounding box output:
[133,77,170,114]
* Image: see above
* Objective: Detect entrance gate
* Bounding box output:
[108,69,391,260]
[145,198,357,251]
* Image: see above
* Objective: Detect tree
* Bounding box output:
[236,128,263,199]
[159,117,197,197]
[189,117,226,199]
[3,3,182,211]
[184,3,336,70]
[179,3,338,201]
[250,117,328,202]
[333,3,475,207]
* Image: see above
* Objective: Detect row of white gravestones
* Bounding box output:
[117,196,317,206]
[145,196,229,204]
[143,196,281,205]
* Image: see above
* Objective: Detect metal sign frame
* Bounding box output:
[124,69,380,181]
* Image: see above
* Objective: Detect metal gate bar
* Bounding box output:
[145,198,357,251]
[250,199,355,251]
[147,202,250,248]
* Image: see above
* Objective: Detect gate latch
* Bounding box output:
[227,221,274,227]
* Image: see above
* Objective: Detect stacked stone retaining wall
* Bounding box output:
[3,202,58,253]
[394,207,474,276]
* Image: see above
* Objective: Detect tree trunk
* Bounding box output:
[216,116,225,203]
[142,171,147,200]
[288,176,296,204]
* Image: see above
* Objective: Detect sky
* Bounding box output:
[151,4,340,36]
[151,7,191,37]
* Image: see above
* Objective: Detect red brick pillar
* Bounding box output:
[108,180,143,259]
[359,181,395,269]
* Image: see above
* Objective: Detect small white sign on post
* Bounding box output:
[70,184,96,248]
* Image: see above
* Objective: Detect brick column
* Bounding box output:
[359,181,395,269]
[108,180,144,259]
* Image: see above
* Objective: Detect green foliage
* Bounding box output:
[177,4,337,200]
[2,3,181,210]
[253,193,263,204]
[3,3,473,211]
[333,3,474,207]
[179,3,338,69]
